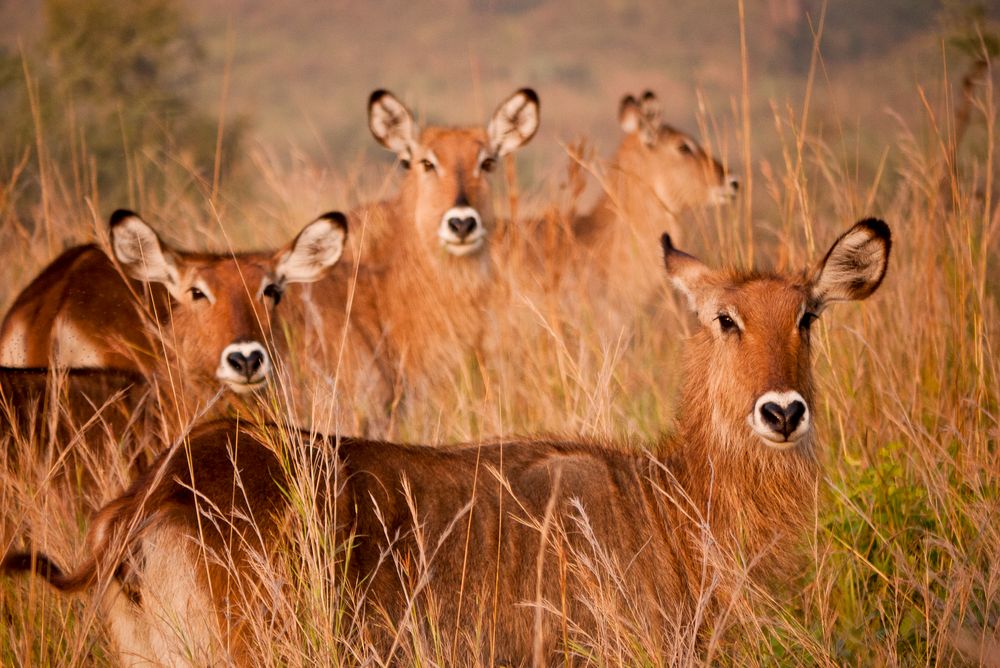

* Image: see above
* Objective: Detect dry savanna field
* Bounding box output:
[0,1,998,666]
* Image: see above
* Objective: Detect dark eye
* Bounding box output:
[420,158,436,173]
[678,141,693,155]
[189,287,207,301]
[399,158,411,170]
[480,157,496,173]
[263,283,283,306]
[716,313,739,334]
[799,312,818,331]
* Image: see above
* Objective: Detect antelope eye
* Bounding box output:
[716,313,739,334]
[263,283,283,306]
[678,141,694,155]
[480,157,496,173]
[399,158,411,170]
[420,158,436,173]
[189,287,207,301]
[799,312,819,330]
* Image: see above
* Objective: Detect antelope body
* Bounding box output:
[0,367,152,496]
[1,219,891,665]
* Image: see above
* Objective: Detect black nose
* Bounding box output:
[760,400,806,437]
[226,349,264,379]
[447,216,478,240]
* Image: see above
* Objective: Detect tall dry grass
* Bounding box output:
[1,45,998,666]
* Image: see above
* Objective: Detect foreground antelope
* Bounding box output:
[2,219,891,665]
[339,87,540,383]
[0,210,349,406]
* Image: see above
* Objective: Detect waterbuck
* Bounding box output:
[506,90,737,327]
[341,88,540,387]
[2,219,891,665]
[0,210,350,411]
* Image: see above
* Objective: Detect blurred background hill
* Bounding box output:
[0,0,996,226]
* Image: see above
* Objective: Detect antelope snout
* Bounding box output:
[217,341,271,393]
[438,206,485,256]
[749,391,810,447]
[713,175,740,204]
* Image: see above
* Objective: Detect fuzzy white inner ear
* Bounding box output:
[670,276,701,312]
[619,106,641,134]
[813,226,888,305]
[276,219,345,284]
[112,216,177,285]
[370,94,416,155]
[664,254,713,314]
[488,92,539,157]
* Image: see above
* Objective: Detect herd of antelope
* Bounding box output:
[0,87,891,666]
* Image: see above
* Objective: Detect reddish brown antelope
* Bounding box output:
[334,88,540,385]
[519,91,736,305]
[2,219,891,665]
[0,210,350,408]
[580,90,736,283]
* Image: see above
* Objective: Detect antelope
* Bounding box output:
[1,219,891,665]
[575,89,737,242]
[519,90,738,314]
[0,209,350,411]
[334,87,540,386]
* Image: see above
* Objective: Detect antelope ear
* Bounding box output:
[639,90,662,122]
[811,218,891,308]
[368,89,417,162]
[110,210,179,286]
[619,94,641,134]
[637,90,662,147]
[487,88,540,157]
[661,233,713,314]
[274,212,348,284]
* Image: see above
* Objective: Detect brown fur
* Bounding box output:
[571,126,732,287]
[0,367,155,514]
[359,129,498,384]
[0,366,150,449]
[1,220,891,665]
